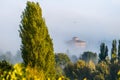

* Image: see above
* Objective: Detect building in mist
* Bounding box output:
[73,37,86,47]
[66,37,86,57]
[67,37,86,47]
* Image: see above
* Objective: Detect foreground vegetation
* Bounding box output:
[0,1,120,80]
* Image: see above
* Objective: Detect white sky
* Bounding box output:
[0,0,120,54]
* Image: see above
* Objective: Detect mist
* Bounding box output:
[0,0,120,59]
[0,50,23,64]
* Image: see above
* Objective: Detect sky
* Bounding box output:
[0,0,120,55]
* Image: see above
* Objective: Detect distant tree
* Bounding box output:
[64,62,75,80]
[105,46,108,57]
[70,55,78,63]
[82,51,97,64]
[75,60,92,79]
[0,54,7,61]
[19,1,55,79]
[55,53,70,67]
[0,51,12,64]
[55,53,70,79]
[99,43,108,62]
[64,60,93,80]
[118,40,120,60]
[111,40,117,63]
[5,51,13,64]
[13,50,23,64]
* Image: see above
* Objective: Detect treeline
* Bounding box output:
[55,39,120,80]
[0,50,22,64]
[0,1,120,80]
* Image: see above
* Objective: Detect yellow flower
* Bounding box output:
[118,70,120,76]
[58,77,62,80]
[83,77,87,80]
[22,78,26,80]
[48,78,50,80]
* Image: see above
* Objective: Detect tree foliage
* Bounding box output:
[0,60,13,71]
[1,0,120,80]
[64,60,93,80]
[110,63,120,80]
[96,61,110,79]
[55,53,71,79]
[82,51,97,64]
[55,53,70,66]
[111,40,117,63]
[19,1,55,79]
[99,43,108,62]
[118,40,120,60]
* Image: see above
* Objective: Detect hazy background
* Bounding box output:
[0,0,120,56]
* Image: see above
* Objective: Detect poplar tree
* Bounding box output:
[19,1,55,78]
[118,40,120,60]
[99,43,108,62]
[111,40,117,63]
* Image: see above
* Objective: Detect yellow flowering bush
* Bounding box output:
[58,76,70,80]
[25,66,45,80]
[10,63,26,80]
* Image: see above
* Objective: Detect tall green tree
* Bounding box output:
[19,1,55,78]
[111,40,117,63]
[118,40,120,60]
[99,43,108,62]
